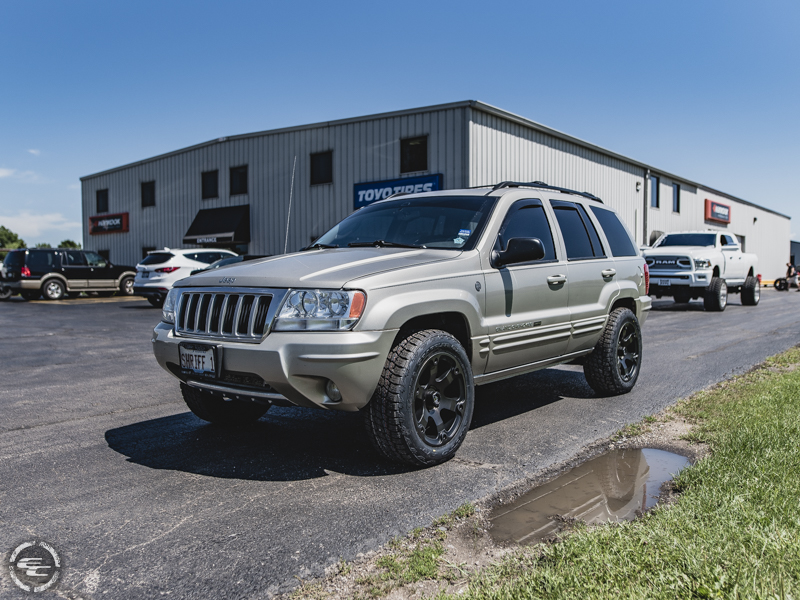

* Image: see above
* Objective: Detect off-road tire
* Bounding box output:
[673,288,691,304]
[180,383,269,426]
[741,275,760,306]
[21,291,40,301]
[147,295,164,308]
[584,307,642,396]
[119,276,135,296]
[363,329,474,467]
[703,277,728,312]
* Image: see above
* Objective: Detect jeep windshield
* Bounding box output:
[655,233,716,247]
[310,196,496,251]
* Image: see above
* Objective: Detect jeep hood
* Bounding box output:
[177,247,461,290]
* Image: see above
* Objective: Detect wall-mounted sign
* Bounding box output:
[89,212,129,235]
[705,199,731,224]
[354,174,443,209]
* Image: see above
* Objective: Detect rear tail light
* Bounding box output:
[757,274,762,283]
[643,262,650,295]
[156,266,180,273]
[21,266,31,277]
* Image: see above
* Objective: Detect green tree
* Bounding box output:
[59,239,81,249]
[35,242,52,248]
[0,225,26,249]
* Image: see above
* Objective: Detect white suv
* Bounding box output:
[134,248,237,307]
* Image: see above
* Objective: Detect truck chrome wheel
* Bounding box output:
[43,280,65,300]
[616,322,640,383]
[413,351,467,447]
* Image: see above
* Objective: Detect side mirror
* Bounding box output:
[492,238,545,268]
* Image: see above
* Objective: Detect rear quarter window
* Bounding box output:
[590,206,637,257]
[3,251,24,267]
[140,252,174,265]
[27,250,61,272]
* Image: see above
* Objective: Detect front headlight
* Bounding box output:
[162,288,180,324]
[694,258,712,269]
[273,289,366,331]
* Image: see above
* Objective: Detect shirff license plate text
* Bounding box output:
[659,279,671,286]
[179,344,217,376]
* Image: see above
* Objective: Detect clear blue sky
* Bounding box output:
[1,0,798,246]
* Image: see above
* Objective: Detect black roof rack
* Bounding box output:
[487,181,603,204]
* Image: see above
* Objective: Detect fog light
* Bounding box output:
[326,380,342,402]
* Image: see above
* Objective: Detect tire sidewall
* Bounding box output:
[398,333,474,464]
[120,276,135,296]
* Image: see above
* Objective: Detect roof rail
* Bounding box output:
[487,181,603,204]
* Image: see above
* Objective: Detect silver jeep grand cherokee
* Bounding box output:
[152,182,651,466]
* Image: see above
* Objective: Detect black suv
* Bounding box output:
[2,249,136,301]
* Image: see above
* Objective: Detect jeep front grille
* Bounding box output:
[175,287,286,342]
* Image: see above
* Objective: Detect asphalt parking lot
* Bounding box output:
[2,289,800,599]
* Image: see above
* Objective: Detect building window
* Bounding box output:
[400,136,428,173]
[310,151,333,185]
[672,183,680,213]
[201,170,218,199]
[230,165,248,195]
[141,181,156,207]
[98,249,110,261]
[96,189,109,213]
[142,246,156,259]
[649,175,659,208]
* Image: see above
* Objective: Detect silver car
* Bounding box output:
[152,182,651,466]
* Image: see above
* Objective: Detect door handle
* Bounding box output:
[601,269,617,278]
[547,274,567,284]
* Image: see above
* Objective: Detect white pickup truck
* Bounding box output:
[643,231,759,311]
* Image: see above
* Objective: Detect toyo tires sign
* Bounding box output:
[354,174,443,209]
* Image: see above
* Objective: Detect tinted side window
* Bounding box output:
[65,250,87,266]
[27,251,61,272]
[590,206,637,257]
[551,203,597,261]
[85,251,108,267]
[575,204,605,257]
[496,200,556,262]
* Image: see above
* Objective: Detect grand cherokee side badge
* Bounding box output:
[219,277,236,284]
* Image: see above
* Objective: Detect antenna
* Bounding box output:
[283,155,297,254]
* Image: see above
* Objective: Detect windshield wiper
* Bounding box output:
[301,243,338,251]
[347,240,425,249]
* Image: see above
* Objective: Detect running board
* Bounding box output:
[474,349,592,385]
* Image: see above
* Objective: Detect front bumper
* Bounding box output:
[152,322,398,412]
[648,269,712,292]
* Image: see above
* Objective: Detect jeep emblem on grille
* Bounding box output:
[219,277,236,284]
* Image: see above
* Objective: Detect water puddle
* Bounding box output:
[489,448,690,545]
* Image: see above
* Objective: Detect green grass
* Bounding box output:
[356,541,446,597]
[442,347,800,600]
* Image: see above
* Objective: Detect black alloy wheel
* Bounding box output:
[616,321,640,383]
[584,307,643,396]
[413,351,467,447]
[364,329,475,467]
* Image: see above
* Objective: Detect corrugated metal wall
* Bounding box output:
[81,102,789,279]
[81,107,467,266]
[468,107,789,280]
[468,108,645,246]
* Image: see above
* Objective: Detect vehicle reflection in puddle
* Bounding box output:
[489,448,691,545]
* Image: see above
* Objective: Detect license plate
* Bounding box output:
[659,279,671,286]
[142,272,149,279]
[179,343,218,377]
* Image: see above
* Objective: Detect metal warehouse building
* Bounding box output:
[81,100,790,279]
